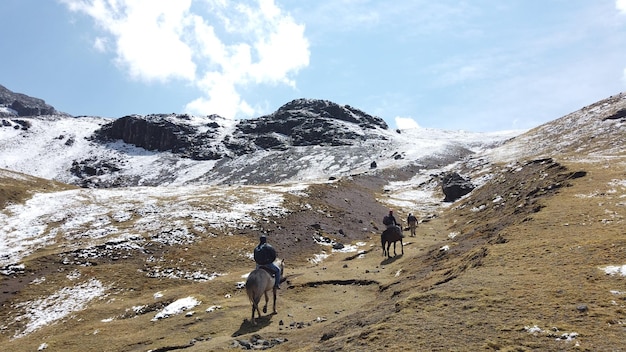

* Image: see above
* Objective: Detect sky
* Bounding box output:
[1,0,626,132]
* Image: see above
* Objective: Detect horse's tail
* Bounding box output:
[245,270,263,304]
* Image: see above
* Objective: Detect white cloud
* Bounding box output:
[93,37,108,52]
[185,74,255,118]
[61,0,197,82]
[395,116,420,129]
[617,0,626,14]
[60,0,310,119]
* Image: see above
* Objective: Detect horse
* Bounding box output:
[245,258,284,325]
[381,226,404,258]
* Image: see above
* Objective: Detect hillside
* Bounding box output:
[0,90,625,351]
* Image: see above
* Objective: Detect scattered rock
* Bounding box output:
[320,332,336,341]
[441,172,475,202]
[576,304,588,313]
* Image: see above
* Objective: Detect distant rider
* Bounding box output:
[253,235,281,289]
[407,213,418,237]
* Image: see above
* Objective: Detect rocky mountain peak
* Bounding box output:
[272,98,388,130]
[93,99,391,161]
[230,98,389,153]
[0,84,61,117]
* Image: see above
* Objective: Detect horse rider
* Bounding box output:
[407,213,418,237]
[253,235,281,289]
[383,209,403,237]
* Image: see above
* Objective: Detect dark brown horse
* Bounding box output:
[245,259,284,325]
[381,226,404,258]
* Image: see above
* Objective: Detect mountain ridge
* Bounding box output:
[0,85,519,188]
[0,84,65,117]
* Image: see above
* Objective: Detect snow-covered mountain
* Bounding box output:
[0,95,519,188]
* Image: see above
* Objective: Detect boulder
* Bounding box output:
[441,172,475,202]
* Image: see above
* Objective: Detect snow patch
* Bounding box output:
[601,265,626,276]
[7,278,108,338]
[152,297,200,321]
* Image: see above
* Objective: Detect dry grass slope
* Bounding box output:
[0,169,76,209]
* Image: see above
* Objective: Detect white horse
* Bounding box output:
[245,258,284,325]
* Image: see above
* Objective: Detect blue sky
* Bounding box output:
[1,0,625,132]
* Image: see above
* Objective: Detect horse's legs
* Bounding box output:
[393,242,397,256]
[251,298,261,325]
[272,287,278,314]
[386,242,392,258]
[381,237,386,257]
[400,239,404,255]
[250,304,255,325]
[262,290,269,314]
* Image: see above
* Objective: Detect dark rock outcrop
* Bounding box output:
[92,99,389,160]
[604,108,626,121]
[442,172,475,202]
[0,84,60,117]
[93,114,225,160]
[235,99,389,149]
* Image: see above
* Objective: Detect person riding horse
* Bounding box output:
[383,209,403,238]
[382,210,404,257]
[253,235,281,289]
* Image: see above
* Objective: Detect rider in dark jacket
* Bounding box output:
[383,209,403,237]
[254,235,281,289]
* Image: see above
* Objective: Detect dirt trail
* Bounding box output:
[186,220,449,351]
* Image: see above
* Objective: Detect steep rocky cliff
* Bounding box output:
[0,84,60,117]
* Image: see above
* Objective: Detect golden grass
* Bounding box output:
[0,169,76,209]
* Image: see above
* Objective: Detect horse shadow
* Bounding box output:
[381,254,403,265]
[231,313,276,337]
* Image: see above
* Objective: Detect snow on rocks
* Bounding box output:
[524,325,580,344]
[600,265,626,276]
[151,297,200,321]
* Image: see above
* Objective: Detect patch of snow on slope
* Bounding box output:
[377,128,521,213]
[6,278,108,338]
[0,116,108,180]
[0,183,307,267]
[0,106,18,115]
[487,93,625,163]
[151,297,200,321]
[601,265,626,276]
